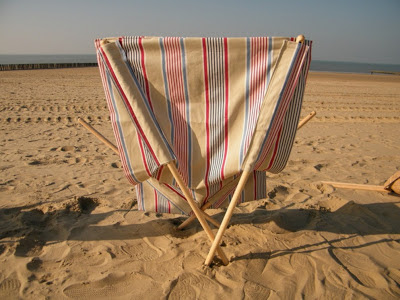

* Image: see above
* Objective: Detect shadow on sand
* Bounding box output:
[1,197,399,259]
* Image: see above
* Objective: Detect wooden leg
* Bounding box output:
[297,111,316,130]
[201,211,221,228]
[167,162,229,265]
[78,117,119,154]
[179,206,221,230]
[178,202,216,230]
[205,170,251,266]
[322,181,389,193]
[296,34,305,43]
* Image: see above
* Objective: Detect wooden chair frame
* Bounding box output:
[78,110,315,266]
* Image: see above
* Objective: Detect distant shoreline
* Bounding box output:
[1,64,399,76]
[1,59,399,74]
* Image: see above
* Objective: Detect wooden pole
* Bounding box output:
[205,170,251,266]
[321,181,389,193]
[296,34,305,44]
[199,208,220,228]
[178,202,214,230]
[78,117,119,154]
[167,162,229,265]
[297,111,316,130]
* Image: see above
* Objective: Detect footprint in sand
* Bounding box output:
[243,281,271,300]
[168,273,221,300]
[182,252,205,270]
[168,281,196,300]
[62,248,111,268]
[63,272,159,299]
[0,276,21,299]
[120,241,160,261]
[332,249,389,288]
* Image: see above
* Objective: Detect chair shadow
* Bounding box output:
[1,199,399,258]
[227,200,400,268]
[224,200,400,235]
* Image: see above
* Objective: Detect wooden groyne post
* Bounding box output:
[0,63,98,71]
[370,70,400,75]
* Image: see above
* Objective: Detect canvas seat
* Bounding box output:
[93,35,312,265]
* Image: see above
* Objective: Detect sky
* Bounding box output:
[0,0,399,64]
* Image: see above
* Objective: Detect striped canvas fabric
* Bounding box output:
[95,36,312,215]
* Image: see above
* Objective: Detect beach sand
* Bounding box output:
[0,68,399,299]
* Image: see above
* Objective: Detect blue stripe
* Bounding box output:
[239,37,251,165]
[104,68,140,183]
[138,183,145,211]
[180,38,192,187]
[255,42,301,164]
[241,190,245,204]
[159,38,175,145]
[115,41,176,159]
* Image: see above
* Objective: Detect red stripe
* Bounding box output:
[164,184,186,200]
[164,38,188,184]
[202,38,211,201]
[245,37,270,154]
[99,46,160,166]
[221,37,229,180]
[266,127,283,170]
[138,37,153,111]
[156,164,164,180]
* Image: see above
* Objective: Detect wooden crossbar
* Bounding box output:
[321,181,389,193]
[78,118,119,154]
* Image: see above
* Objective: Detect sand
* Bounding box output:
[0,68,399,299]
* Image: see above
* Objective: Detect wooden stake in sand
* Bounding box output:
[297,111,316,130]
[321,182,389,193]
[77,118,119,154]
[167,162,229,265]
[205,170,251,266]
[322,171,400,195]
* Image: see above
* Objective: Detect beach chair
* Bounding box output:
[90,35,312,266]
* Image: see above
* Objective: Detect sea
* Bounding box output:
[0,54,399,74]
